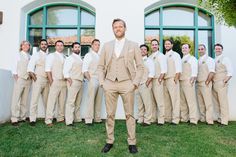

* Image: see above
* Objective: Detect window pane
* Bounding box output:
[145,11,159,26]
[145,29,159,49]
[48,46,72,56]
[198,11,211,26]
[29,29,42,46]
[81,11,95,26]
[81,29,95,45]
[30,9,43,25]
[198,31,212,56]
[46,29,77,46]
[81,45,91,57]
[47,6,77,25]
[163,30,194,57]
[163,7,194,26]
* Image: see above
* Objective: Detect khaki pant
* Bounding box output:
[45,80,67,124]
[197,82,213,124]
[103,79,136,145]
[29,76,49,122]
[11,78,31,123]
[85,78,103,123]
[65,80,83,125]
[212,81,229,125]
[164,78,180,124]
[152,78,165,124]
[136,84,153,124]
[180,80,198,124]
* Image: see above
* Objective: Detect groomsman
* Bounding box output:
[63,42,84,126]
[136,44,155,126]
[212,43,233,126]
[45,40,67,126]
[149,39,167,125]
[11,41,32,126]
[179,44,198,124]
[98,18,144,153]
[197,44,215,125]
[164,39,182,124]
[82,39,103,125]
[27,39,49,126]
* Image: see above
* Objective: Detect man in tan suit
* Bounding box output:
[212,43,233,126]
[149,39,167,125]
[63,42,83,126]
[136,44,155,126]
[179,44,198,125]
[98,19,144,154]
[197,44,215,125]
[27,39,49,126]
[45,40,67,126]
[82,39,103,125]
[164,39,182,124]
[11,41,32,126]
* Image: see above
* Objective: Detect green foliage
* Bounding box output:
[198,0,236,27]
[0,120,236,157]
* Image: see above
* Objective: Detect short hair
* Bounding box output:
[72,42,80,48]
[91,39,100,45]
[214,43,223,50]
[164,39,174,45]
[140,44,149,51]
[55,40,64,46]
[112,18,126,28]
[198,44,206,49]
[151,39,159,45]
[39,39,48,45]
[182,43,191,49]
[19,40,31,52]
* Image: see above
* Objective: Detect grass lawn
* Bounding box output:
[0,120,236,157]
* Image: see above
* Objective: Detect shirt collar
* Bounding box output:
[215,54,223,61]
[72,52,81,59]
[142,56,148,60]
[91,50,98,56]
[115,38,126,44]
[39,50,48,55]
[166,49,173,56]
[199,53,208,61]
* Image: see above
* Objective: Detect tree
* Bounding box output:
[198,0,236,27]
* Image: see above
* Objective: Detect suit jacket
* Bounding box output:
[97,39,144,86]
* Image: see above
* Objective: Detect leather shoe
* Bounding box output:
[30,122,36,126]
[129,145,138,154]
[101,143,113,153]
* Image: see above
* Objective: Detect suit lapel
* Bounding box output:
[106,40,115,66]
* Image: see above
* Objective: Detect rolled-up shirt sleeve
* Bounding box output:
[191,57,198,77]
[27,53,37,73]
[63,57,73,78]
[147,59,155,78]
[82,53,92,73]
[175,54,182,73]
[45,54,54,72]
[223,57,233,76]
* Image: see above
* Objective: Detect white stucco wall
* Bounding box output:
[0,0,235,123]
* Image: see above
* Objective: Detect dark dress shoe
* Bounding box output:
[129,145,138,154]
[67,124,74,127]
[30,122,36,126]
[142,123,150,127]
[101,143,113,153]
[11,122,19,126]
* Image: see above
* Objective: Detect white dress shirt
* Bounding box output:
[198,54,215,73]
[12,51,31,75]
[82,50,100,73]
[215,54,233,76]
[182,54,198,77]
[149,51,167,74]
[143,56,155,78]
[165,50,182,73]
[114,38,125,57]
[63,53,83,78]
[27,50,48,73]
[45,51,65,72]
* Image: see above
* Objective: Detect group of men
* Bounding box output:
[10,18,233,154]
[136,40,233,128]
[11,39,103,127]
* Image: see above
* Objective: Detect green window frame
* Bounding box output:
[145,4,215,58]
[26,3,96,56]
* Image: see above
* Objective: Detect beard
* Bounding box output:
[74,51,80,55]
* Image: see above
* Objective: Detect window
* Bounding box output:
[145,5,215,57]
[27,4,95,56]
